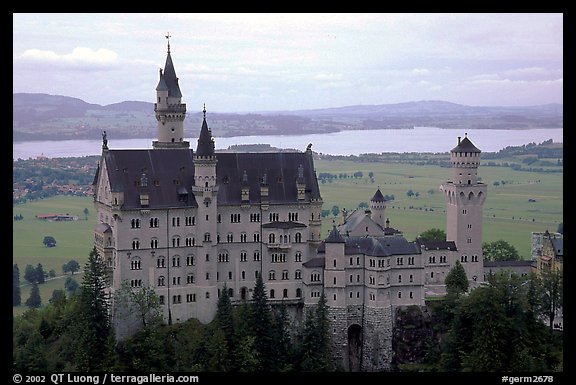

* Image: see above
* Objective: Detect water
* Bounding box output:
[12,127,563,159]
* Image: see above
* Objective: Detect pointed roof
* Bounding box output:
[161,51,182,98]
[371,187,385,202]
[451,134,481,153]
[196,107,215,157]
[326,223,345,243]
[156,69,169,92]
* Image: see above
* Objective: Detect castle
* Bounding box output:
[92,40,486,371]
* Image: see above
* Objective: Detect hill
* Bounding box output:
[13,93,563,141]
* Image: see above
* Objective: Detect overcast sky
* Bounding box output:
[13,13,563,113]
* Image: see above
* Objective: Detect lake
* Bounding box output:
[12,127,563,159]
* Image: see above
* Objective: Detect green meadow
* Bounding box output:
[13,159,562,314]
[315,159,562,259]
[13,195,94,316]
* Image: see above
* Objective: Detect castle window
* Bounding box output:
[350,257,353,266]
[159,295,164,305]
[206,292,210,299]
[150,218,159,228]
[187,274,195,284]
[240,252,247,262]
[410,291,413,299]
[269,271,276,280]
[398,274,402,283]
[172,276,181,285]
[333,259,337,267]
[296,288,302,298]
[409,274,413,283]
[228,288,233,298]
[242,271,246,280]
[350,292,353,298]
[240,233,247,243]
[295,270,302,279]
[333,294,337,301]
[295,232,302,243]
[295,252,302,262]
[131,219,140,229]
[282,270,289,280]
[350,275,353,283]
[157,257,165,268]
[269,233,276,244]
[398,291,402,299]
[132,239,140,250]
[204,233,211,242]
[253,233,261,242]
[186,254,194,265]
[158,276,165,286]
[253,251,261,261]
[172,257,180,267]
[206,272,210,280]
[333,277,337,285]
[130,259,142,270]
[228,271,233,280]
[270,289,275,298]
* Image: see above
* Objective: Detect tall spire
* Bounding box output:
[196,104,215,157]
[166,32,171,53]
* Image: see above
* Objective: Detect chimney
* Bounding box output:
[458,136,461,145]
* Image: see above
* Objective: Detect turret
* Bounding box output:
[153,34,189,149]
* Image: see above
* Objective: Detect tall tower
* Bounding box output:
[153,34,189,149]
[440,134,487,283]
[370,187,386,229]
[191,106,219,321]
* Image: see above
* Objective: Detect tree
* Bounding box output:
[114,282,163,330]
[64,276,79,293]
[26,282,42,308]
[406,189,415,198]
[445,261,468,296]
[482,240,520,261]
[13,264,21,306]
[24,264,37,284]
[36,263,46,284]
[541,268,563,332]
[300,294,332,371]
[48,269,56,278]
[72,247,112,371]
[43,236,56,247]
[63,260,80,275]
[250,274,273,370]
[331,205,340,217]
[215,284,235,350]
[50,289,65,304]
[83,207,89,220]
[417,228,446,242]
[358,202,368,209]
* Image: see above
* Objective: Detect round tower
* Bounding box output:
[440,133,487,284]
[370,187,386,229]
[153,34,189,149]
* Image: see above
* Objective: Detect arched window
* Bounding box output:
[283,289,288,298]
[269,233,276,244]
[296,288,302,297]
[270,289,275,298]
[158,276,165,286]
[295,233,302,243]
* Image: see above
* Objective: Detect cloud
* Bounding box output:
[410,68,430,76]
[16,47,119,69]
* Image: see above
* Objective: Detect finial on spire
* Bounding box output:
[165,32,171,53]
[203,104,206,120]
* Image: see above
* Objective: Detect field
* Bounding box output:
[13,195,94,316]
[315,159,563,259]
[13,160,562,315]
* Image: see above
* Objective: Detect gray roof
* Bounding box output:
[162,52,182,98]
[483,260,535,268]
[96,149,321,209]
[262,221,307,229]
[451,136,481,153]
[325,224,345,243]
[551,238,563,257]
[196,118,215,157]
[371,188,385,202]
[303,257,325,268]
[319,235,420,256]
[417,240,457,251]
[95,223,112,233]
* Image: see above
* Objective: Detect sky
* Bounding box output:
[13,13,563,113]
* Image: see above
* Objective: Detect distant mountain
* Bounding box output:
[261,100,564,118]
[13,93,563,142]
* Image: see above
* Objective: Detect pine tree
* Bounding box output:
[36,263,46,284]
[445,260,469,295]
[271,301,293,371]
[73,247,112,371]
[24,264,37,284]
[216,284,235,349]
[300,294,332,371]
[26,282,42,308]
[13,264,21,306]
[250,274,273,370]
